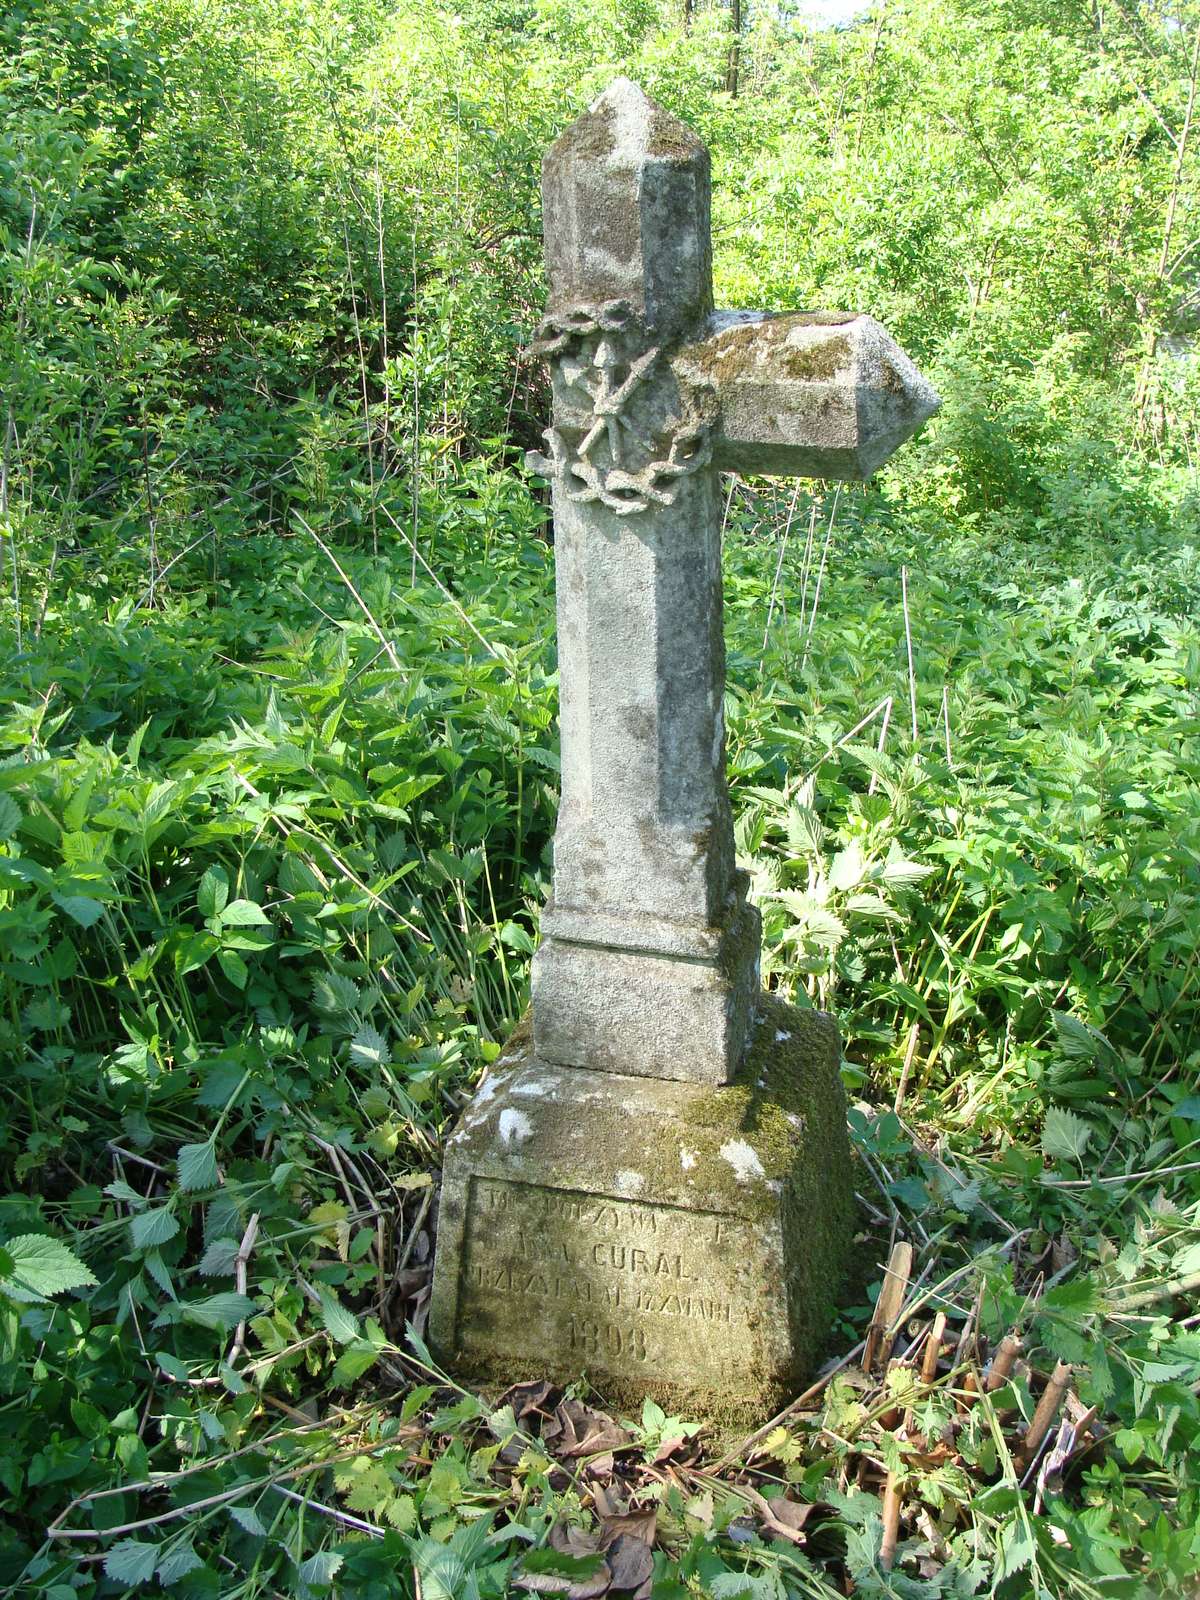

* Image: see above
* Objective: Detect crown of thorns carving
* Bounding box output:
[527,300,716,516]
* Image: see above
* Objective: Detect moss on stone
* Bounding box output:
[680,315,855,388]
[432,991,857,1420]
[647,102,706,162]
[551,97,616,163]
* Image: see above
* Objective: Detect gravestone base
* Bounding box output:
[429,995,856,1418]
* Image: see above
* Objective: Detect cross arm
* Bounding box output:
[673,310,940,480]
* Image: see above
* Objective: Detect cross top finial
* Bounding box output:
[542,80,712,341]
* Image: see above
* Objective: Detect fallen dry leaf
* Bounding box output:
[550,1522,604,1560]
[764,1495,814,1537]
[604,1532,653,1595]
[598,1507,657,1548]
[547,1397,631,1459]
[500,1379,557,1425]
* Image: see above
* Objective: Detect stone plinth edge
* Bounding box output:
[429,994,856,1420]
[531,893,762,1085]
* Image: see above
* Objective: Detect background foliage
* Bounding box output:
[2,0,1199,1594]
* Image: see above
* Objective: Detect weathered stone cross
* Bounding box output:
[430,80,937,1412]
[528,78,938,1086]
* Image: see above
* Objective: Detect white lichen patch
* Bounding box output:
[473,1071,510,1108]
[498,1108,533,1146]
[615,1169,645,1196]
[775,1030,792,1043]
[680,1147,698,1172]
[719,1139,765,1183]
[512,1077,557,1099]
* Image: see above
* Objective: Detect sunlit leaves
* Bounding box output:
[0,1235,98,1303]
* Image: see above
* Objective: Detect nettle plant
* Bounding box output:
[740,770,933,1025]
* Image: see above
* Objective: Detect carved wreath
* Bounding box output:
[527,299,715,516]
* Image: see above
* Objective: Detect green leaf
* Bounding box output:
[198,1237,240,1277]
[157,1544,204,1585]
[319,1290,361,1345]
[0,794,21,840]
[177,1141,220,1192]
[157,1293,254,1332]
[298,1551,344,1589]
[220,898,270,926]
[0,1234,98,1303]
[1052,1010,1121,1070]
[312,971,361,1015]
[52,892,105,928]
[229,1504,267,1537]
[1041,1106,1094,1165]
[331,1341,381,1386]
[349,1024,388,1066]
[104,1539,160,1585]
[216,948,249,989]
[880,855,933,888]
[130,1207,180,1251]
[522,1550,605,1577]
[197,865,229,919]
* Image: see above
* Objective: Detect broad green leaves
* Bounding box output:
[1041,1106,1095,1166]
[0,1235,97,1303]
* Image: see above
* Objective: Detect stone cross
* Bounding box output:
[528,78,938,1086]
[429,80,938,1413]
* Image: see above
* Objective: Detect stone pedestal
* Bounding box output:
[429,996,855,1416]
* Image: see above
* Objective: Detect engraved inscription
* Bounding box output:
[458,1178,760,1382]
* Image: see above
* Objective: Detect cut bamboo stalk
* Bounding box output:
[1021,1362,1072,1463]
[920,1313,947,1385]
[880,1472,902,1571]
[863,1241,914,1374]
[986,1333,1021,1391]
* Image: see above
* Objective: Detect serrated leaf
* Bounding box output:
[157,1544,203,1585]
[522,1550,605,1577]
[1041,1106,1094,1165]
[177,1140,220,1192]
[409,1542,468,1600]
[343,1462,393,1512]
[1052,1010,1121,1069]
[880,855,933,888]
[157,1293,254,1332]
[319,1290,360,1345]
[0,794,20,840]
[196,1059,248,1110]
[198,1236,240,1277]
[311,971,361,1015]
[349,1024,389,1066]
[130,1207,180,1250]
[103,1539,160,1585]
[828,841,865,892]
[0,1234,98,1303]
[143,1249,175,1300]
[298,1551,344,1589]
[229,1504,267,1537]
[332,1341,381,1386]
[385,1493,418,1531]
[994,1521,1036,1581]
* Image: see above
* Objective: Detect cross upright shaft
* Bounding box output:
[529,80,938,1086]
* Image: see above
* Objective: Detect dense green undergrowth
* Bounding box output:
[3,0,1200,1593]
[2,484,1199,1596]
